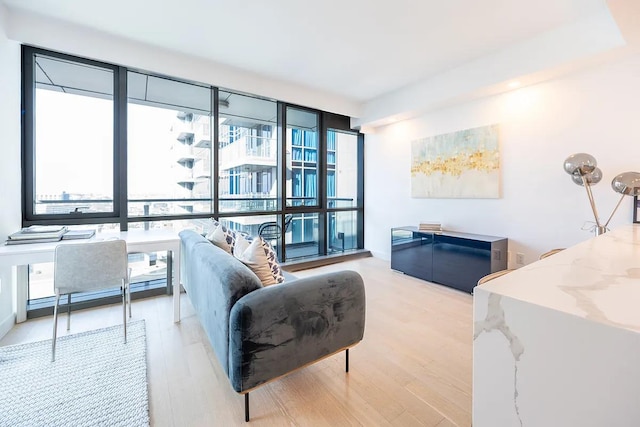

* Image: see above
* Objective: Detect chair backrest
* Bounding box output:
[259,214,294,239]
[258,222,280,239]
[284,214,293,231]
[539,248,565,260]
[477,269,513,285]
[54,239,128,294]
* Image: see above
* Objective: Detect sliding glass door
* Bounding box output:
[327,130,360,253]
[284,107,321,259]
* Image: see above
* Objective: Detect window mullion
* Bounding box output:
[116,66,128,231]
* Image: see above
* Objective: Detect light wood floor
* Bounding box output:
[0,257,473,427]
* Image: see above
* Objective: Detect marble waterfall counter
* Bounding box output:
[473,224,640,427]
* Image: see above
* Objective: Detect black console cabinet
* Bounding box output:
[391,227,508,293]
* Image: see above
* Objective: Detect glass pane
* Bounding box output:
[327,211,358,254]
[327,130,358,208]
[218,91,278,213]
[127,71,212,217]
[286,213,320,259]
[34,54,114,214]
[219,215,286,259]
[28,262,55,300]
[286,107,319,207]
[128,218,210,234]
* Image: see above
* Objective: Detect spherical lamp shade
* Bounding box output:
[564,153,597,175]
[611,172,640,196]
[571,167,602,186]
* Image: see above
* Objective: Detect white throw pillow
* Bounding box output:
[234,234,285,286]
[205,222,236,254]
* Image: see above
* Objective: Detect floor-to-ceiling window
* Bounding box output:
[21,46,364,315]
[218,91,278,215]
[284,107,321,258]
[26,52,117,219]
[127,72,213,225]
[326,130,360,253]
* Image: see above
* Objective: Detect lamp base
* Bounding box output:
[595,226,607,236]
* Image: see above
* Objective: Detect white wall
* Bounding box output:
[6,9,361,119]
[354,5,624,129]
[0,4,23,338]
[365,53,640,267]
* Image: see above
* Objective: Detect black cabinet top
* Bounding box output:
[392,226,507,243]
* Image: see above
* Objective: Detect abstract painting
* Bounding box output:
[411,124,500,198]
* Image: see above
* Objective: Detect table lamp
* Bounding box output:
[563,153,640,235]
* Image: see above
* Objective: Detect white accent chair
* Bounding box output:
[477,269,514,285]
[52,239,130,362]
[539,248,565,259]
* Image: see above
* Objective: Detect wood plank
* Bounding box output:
[0,257,473,426]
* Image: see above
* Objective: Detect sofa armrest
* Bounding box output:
[228,270,366,392]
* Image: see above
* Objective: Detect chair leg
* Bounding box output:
[66,294,71,331]
[52,294,61,362]
[346,348,349,373]
[244,393,250,422]
[127,267,132,318]
[122,284,127,344]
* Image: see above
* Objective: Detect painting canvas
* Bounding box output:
[411,124,500,198]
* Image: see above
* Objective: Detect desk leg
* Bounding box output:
[16,265,28,323]
[170,250,181,323]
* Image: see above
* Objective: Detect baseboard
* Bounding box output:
[282,249,372,272]
[0,312,16,341]
[369,250,389,261]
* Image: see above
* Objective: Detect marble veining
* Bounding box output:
[523,259,640,329]
[474,293,524,426]
[473,225,640,426]
[476,224,640,333]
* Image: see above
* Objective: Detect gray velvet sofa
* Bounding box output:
[179,230,366,421]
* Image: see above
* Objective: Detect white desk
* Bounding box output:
[0,229,182,324]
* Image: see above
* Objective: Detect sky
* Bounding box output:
[35,89,187,198]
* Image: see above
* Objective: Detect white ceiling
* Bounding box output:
[2,0,610,104]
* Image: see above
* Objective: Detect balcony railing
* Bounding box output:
[219,135,276,169]
[35,196,356,215]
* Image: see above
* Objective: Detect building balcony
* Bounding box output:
[219,136,276,170]
[218,195,278,213]
[195,139,211,148]
[176,132,195,145]
[176,178,202,191]
[176,111,193,121]
[176,155,197,169]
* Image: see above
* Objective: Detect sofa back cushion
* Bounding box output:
[205,221,236,254]
[233,234,285,286]
[180,230,262,375]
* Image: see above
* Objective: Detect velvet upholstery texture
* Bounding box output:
[229,271,365,392]
[180,230,263,375]
[179,230,366,394]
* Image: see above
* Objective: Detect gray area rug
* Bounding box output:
[0,320,149,427]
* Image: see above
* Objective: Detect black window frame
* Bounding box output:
[21,45,364,258]
[22,46,125,226]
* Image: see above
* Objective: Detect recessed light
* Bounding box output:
[508,81,521,89]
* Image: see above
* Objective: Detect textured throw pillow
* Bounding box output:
[233,234,285,286]
[205,222,236,254]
